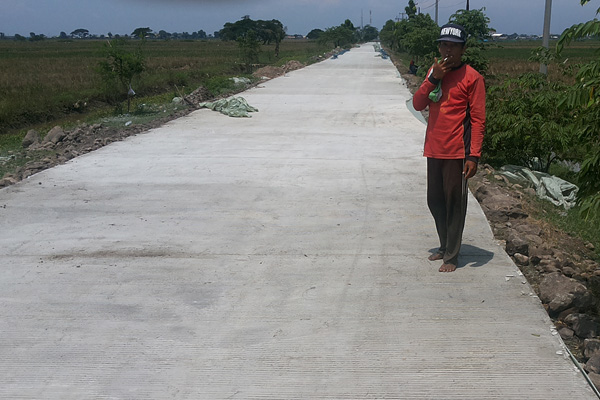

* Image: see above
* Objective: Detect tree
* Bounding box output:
[448,8,492,74]
[342,19,355,31]
[29,32,45,42]
[379,20,400,50]
[132,27,152,40]
[342,19,360,42]
[256,19,286,57]
[401,13,438,62]
[70,28,89,39]
[59,32,68,39]
[449,8,491,41]
[237,29,261,73]
[318,20,358,48]
[307,29,324,40]
[379,3,439,64]
[556,0,600,219]
[220,17,257,41]
[360,25,379,42]
[97,38,146,113]
[405,0,418,19]
[220,17,286,57]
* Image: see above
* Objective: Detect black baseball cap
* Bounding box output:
[437,23,467,43]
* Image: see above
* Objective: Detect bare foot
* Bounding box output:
[439,263,457,272]
[428,253,443,261]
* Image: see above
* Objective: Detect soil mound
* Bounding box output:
[253,60,305,79]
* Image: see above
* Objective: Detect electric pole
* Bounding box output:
[435,0,439,25]
[540,0,552,75]
[361,9,364,30]
[466,0,470,11]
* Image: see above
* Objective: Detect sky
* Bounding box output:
[0,0,598,38]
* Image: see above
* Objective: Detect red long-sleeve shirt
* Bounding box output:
[413,63,485,161]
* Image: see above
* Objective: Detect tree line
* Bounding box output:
[2,28,221,42]
[1,16,380,48]
[307,20,379,48]
[216,16,379,72]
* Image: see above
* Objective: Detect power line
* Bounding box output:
[438,0,467,9]
[421,2,437,11]
[418,0,437,8]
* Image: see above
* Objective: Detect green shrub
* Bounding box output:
[484,72,574,172]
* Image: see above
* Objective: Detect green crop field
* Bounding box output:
[486,40,599,84]
[0,39,332,136]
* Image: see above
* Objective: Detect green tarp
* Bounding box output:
[498,165,579,210]
[198,97,258,118]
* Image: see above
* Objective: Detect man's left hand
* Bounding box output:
[463,160,477,179]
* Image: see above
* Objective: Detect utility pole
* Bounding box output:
[435,0,439,25]
[466,0,470,10]
[540,0,552,75]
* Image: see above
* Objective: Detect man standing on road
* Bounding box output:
[412,23,486,272]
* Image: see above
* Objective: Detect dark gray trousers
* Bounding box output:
[427,158,468,266]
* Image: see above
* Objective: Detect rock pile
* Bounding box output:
[470,164,600,384]
[0,108,191,188]
[253,60,305,80]
[184,86,211,105]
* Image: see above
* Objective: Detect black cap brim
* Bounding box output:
[437,37,465,43]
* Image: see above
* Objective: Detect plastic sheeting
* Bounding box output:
[497,165,579,210]
[198,97,258,118]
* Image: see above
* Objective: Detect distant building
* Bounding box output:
[491,33,545,41]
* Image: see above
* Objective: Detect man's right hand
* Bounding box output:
[431,57,451,80]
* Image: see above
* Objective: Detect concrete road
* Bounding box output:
[0,43,596,399]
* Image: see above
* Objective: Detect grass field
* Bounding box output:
[485,40,599,85]
[0,39,331,136]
